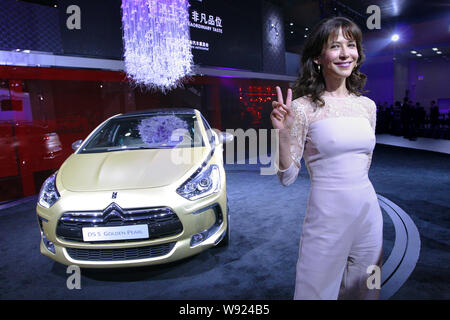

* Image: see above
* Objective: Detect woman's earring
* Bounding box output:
[318,64,321,72]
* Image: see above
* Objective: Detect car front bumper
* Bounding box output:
[36,187,228,268]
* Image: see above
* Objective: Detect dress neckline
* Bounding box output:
[321,93,355,99]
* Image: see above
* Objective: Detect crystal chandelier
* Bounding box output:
[121,0,193,91]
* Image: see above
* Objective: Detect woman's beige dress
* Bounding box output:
[278,94,383,300]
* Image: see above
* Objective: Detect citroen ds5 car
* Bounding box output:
[36,108,232,268]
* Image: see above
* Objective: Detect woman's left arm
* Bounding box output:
[367,100,377,173]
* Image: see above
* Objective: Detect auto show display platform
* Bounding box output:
[0,144,448,299]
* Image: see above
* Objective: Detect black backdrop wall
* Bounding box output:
[0,0,286,74]
[57,0,124,59]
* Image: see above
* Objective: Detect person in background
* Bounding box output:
[430,100,440,138]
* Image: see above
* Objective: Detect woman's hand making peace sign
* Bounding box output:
[270,86,295,131]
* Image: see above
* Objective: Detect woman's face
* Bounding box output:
[315,27,359,80]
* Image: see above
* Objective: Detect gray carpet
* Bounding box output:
[0,144,448,299]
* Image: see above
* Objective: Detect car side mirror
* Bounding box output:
[72,139,83,151]
[218,132,234,144]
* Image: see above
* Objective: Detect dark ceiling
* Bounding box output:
[18,0,450,60]
[267,0,450,53]
[20,0,56,6]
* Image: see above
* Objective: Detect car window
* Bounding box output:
[80,114,204,153]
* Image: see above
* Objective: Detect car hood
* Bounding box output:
[59,147,209,192]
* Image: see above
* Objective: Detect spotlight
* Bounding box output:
[432,48,438,51]
[290,22,293,26]
[391,34,399,42]
[416,54,422,57]
[436,51,442,54]
[410,50,417,54]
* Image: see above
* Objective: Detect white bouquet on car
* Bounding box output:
[138,115,189,147]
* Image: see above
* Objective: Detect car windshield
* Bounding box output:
[79,113,205,153]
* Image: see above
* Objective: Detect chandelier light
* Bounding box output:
[121,0,193,91]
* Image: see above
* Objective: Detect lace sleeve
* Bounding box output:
[367,100,377,173]
[277,99,309,186]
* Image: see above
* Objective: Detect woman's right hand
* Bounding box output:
[270,86,294,131]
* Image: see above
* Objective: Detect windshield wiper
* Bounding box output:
[106,146,154,151]
[82,145,178,153]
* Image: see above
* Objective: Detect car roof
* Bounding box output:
[115,108,198,119]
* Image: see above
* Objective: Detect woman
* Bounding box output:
[271,16,382,300]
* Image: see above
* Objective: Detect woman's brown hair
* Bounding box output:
[293,16,367,107]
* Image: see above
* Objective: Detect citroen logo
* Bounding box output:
[103,203,125,222]
[104,210,124,222]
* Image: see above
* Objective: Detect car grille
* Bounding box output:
[56,204,183,243]
[65,242,176,262]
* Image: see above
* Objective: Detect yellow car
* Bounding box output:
[36,108,231,268]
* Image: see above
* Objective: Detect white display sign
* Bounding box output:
[189,10,223,34]
[82,225,149,242]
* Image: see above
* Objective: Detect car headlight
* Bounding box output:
[38,172,60,208]
[177,165,221,201]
